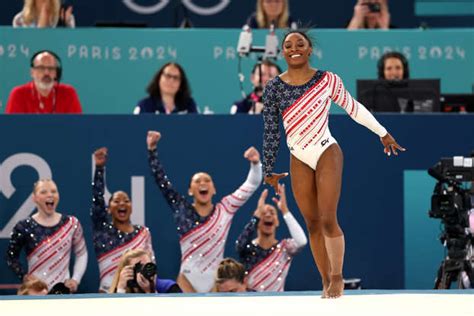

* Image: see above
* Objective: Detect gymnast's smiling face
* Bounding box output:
[282,32,313,68]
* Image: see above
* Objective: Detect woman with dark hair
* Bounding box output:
[134,62,198,114]
[262,30,405,298]
[377,51,410,80]
[236,185,307,292]
[91,147,155,293]
[146,131,262,293]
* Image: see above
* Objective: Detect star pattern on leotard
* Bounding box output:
[262,70,325,176]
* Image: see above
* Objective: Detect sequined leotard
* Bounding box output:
[148,148,262,292]
[236,212,307,292]
[262,70,387,175]
[92,167,154,292]
[6,215,88,289]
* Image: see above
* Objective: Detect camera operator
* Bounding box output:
[109,249,181,294]
[347,0,391,30]
[230,60,281,114]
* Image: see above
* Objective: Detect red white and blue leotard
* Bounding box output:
[91,167,154,292]
[236,212,307,292]
[148,148,262,292]
[6,215,88,289]
[263,70,387,175]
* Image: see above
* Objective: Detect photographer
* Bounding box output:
[109,249,181,294]
[347,0,390,30]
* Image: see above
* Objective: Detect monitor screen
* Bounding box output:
[356,79,441,113]
[440,94,474,113]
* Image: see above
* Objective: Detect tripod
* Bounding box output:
[434,235,473,289]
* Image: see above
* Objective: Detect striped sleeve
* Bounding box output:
[328,72,387,137]
[71,217,88,283]
[221,162,262,214]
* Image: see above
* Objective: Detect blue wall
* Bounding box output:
[0,114,473,293]
[1,0,473,28]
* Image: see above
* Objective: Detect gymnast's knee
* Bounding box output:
[304,217,322,234]
[320,216,341,237]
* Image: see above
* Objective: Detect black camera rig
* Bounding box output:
[428,155,473,289]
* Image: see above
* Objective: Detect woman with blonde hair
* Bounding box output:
[13,0,75,28]
[17,277,49,296]
[245,0,296,29]
[6,179,87,293]
[109,249,181,294]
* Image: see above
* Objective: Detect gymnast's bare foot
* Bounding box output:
[321,279,330,298]
[326,274,344,298]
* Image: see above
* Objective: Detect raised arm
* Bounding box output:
[273,184,307,253]
[235,189,268,256]
[91,147,109,230]
[146,131,193,212]
[327,72,405,156]
[220,147,262,213]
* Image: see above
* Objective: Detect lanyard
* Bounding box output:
[31,82,57,113]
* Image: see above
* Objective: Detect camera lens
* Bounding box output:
[141,262,157,279]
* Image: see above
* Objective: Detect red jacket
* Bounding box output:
[5,82,82,114]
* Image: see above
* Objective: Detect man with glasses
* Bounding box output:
[5,50,82,114]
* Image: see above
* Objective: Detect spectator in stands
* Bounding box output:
[231,60,281,114]
[146,131,262,293]
[347,0,390,30]
[236,185,307,292]
[109,249,181,294]
[17,277,49,295]
[245,0,297,29]
[5,50,82,114]
[13,0,75,28]
[377,51,410,80]
[6,179,88,293]
[134,62,198,114]
[92,147,155,293]
[214,258,248,293]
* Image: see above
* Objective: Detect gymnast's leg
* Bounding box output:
[315,144,344,298]
[290,154,331,297]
